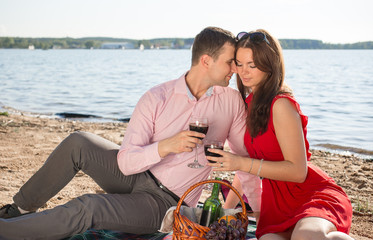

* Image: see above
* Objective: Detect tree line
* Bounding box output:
[279,39,373,49]
[0,36,372,49]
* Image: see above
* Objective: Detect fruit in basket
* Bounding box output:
[205,218,246,240]
[219,215,237,225]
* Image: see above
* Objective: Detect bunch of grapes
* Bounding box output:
[204,219,246,240]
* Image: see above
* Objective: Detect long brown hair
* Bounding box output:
[235,29,292,138]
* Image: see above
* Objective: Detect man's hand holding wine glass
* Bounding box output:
[158,130,205,158]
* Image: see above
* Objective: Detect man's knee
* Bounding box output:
[62,132,100,155]
[67,194,99,211]
[65,131,91,145]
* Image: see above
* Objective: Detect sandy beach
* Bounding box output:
[0,111,372,239]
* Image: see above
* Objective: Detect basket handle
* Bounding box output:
[175,179,247,219]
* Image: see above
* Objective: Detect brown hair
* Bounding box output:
[191,27,235,66]
[235,29,292,138]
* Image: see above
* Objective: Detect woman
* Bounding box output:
[206,29,353,240]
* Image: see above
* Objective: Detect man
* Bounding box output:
[0,27,261,239]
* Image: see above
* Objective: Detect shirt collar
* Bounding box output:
[175,72,215,100]
[186,85,213,99]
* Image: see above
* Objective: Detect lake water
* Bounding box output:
[0,49,372,159]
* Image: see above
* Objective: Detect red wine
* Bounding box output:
[189,123,209,139]
[204,145,223,163]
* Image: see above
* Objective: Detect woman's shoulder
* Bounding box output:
[273,93,295,103]
[271,94,309,130]
[272,96,299,118]
[271,94,306,126]
[272,94,297,111]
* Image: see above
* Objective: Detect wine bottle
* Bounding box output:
[199,178,222,227]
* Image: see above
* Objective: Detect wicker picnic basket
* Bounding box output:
[172,179,249,240]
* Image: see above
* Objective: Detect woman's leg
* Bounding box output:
[291,217,354,240]
[260,230,292,240]
[13,131,132,212]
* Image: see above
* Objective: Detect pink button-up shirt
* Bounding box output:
[117,73,261,209]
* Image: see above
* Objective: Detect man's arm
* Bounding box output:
[226,93,262,212]
[117,91,204,175]
[117,91,161,175]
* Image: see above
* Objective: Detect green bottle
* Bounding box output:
[199,178,222,227]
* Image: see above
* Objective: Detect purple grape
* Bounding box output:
[229,219,237,228]
[220,219,227,226]
[236,219,242,226]
[232,229,240,238]
[206,230,216,237]
[218,233,226,240]
[210,224,217,230]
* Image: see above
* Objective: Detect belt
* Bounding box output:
[147,170,187,206]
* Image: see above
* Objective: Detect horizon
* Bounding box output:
[0,36,373,45]
[1,0,373,44]
[1,35,372,45]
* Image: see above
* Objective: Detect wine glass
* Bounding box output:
[188,116,209,168]
[204,140,224,163]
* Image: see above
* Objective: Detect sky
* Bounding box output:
[1,0,372,44]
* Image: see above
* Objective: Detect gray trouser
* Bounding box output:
[0,132,177,240]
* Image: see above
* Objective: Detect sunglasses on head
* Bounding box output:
[236,31,270,45]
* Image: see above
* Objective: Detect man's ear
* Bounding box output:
[200,54,211,69]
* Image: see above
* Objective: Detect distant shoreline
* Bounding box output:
[1,36,373,50]
[2,105,372,161]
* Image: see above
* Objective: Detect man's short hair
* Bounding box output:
[191,27,235,66]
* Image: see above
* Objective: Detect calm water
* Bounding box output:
[0,49,372,158]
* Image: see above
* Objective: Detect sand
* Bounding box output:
[0,112,372,239]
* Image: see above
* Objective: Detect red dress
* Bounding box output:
[244,94,352,239]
